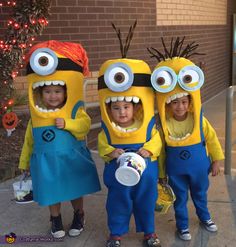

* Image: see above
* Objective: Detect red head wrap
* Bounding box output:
[26,40,89,76]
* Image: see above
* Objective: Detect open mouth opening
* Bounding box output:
[165,92,194,141]
[32,80,67,112]
[105,95,143,133]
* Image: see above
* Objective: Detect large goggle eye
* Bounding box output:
[178,65,204,91]
[151,66,177,93]
[104,62,134,92]
[30,48,58,76]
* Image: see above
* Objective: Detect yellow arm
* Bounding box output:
[203,117,225,161]
[64,108,91,140]
[18,120,33,170]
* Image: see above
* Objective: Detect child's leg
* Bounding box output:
[71,197,84,213]
[69,197,84,237]
[168,174,189,230]
[49,203,61,216]
[49,203,65,238]
[189,171,211,222]
[103,162,132,236]
[133,161,158,234]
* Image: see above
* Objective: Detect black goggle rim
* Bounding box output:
[26,58,83,75]
[98,73,151,90]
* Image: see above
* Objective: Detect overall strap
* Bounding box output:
[71,100,84,119]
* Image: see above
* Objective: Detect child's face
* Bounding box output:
[109,101,135,128]
[168,95,190,121]
[41,85,66,110]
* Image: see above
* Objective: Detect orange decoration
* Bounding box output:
[2,111,18,130]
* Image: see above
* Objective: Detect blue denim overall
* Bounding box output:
[102,117,159,236]
[166,111,211,230]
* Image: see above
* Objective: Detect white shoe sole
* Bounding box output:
[51,230,65,238]
[68,228,83,237]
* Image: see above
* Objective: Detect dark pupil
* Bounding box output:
[183,75,192,83]
[157,77,165,85]
[114,72,125,83]
[39,56,49,66]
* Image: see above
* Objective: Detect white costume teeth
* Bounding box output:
[105,96,140,104]
[32,80,65,89]
[35,105,60,113]
[166,92,189,104]
[111,122,137,133]
[169,132,191,141]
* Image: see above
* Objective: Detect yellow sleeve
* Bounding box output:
[142,127,162,158]
[203,117,225,161]
[64,108,91,140]
[18,120,33,170]
[98,130,116,163]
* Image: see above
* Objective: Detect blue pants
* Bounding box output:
[166,142,211,230]
[103,159,158,236]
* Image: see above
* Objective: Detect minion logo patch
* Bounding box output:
[179,150,191,160]
[42,129,55,142]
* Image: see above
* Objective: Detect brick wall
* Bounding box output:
[1,0,235,102]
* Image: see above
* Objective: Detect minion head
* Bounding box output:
[26,40,89,127]
[148,37,205,146]
[98,21,154,145]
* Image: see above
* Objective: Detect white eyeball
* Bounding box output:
[151,66,177,93]
[178,65,204,91]
[104,62,134,92]
[30,48,58,76]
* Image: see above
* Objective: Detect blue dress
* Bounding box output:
[30,126,101,206]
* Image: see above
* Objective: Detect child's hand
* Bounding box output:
[55,118,65,129]
[137,148,152,158]
[211,160,220,176]
[107,148,125,159]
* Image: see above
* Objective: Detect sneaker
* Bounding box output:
[106,236,121,247]
[201,219,218,232]
[15,191,34,204]
[143,233,161,247]
[50,214,65,238]
[68,210,85,237]
[177,229,191,241]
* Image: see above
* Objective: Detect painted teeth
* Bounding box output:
[169,133,191,141]
[166,92,189,104]
[111,122,137,133]
[35,105,60,113]
[105,96,140,104]
[32,81,65,89]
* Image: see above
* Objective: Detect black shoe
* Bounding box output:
[50,214,65,238]
[201,219,218,232]
[177,228,191,241]
[68,210,85,237]
[15,191,34,204]
[106,236,121,247]
[143,233,161,247]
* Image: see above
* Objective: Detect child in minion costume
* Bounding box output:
[19,40,101,238]
[148,37,224,240]
[98,21,162,247]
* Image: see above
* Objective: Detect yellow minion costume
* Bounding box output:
[19,40,101,206]
[148,37,224,231]
[98,22,162,240]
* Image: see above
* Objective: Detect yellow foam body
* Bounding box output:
[98,59,154,145]
[27,53,84,127]
[155,57,202,146]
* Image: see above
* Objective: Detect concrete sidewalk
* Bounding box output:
[0,152,236,247]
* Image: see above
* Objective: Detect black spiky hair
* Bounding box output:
[147,36,205,62]
[111,20,137,58]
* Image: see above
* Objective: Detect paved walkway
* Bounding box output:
[0,88,235,247]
